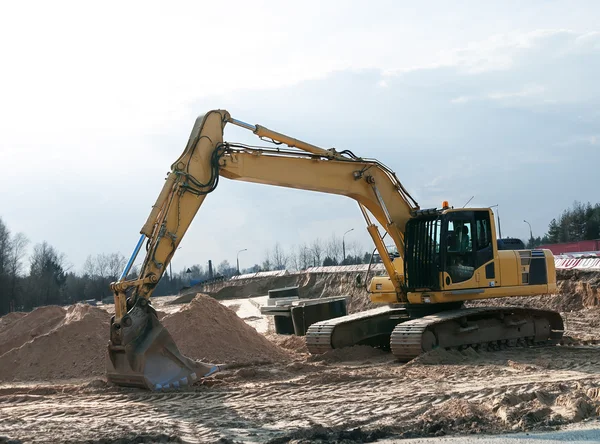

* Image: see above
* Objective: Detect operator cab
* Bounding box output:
[404,204,495,291]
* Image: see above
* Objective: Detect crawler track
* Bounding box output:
[306,307,408,354]
[391,306,565,360]
[307,305,565,361]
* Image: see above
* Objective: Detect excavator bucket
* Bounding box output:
[107,297,222,390]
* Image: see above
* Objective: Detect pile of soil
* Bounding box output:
[162,294,291,365]
[0,295,292,382]
[0,311,26,331]
[0,304,110,381]
[558,270,600,308]
[0,305,66,356]
[267,334,309,354]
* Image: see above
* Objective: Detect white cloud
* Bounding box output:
[486,84,546,100]
[451,96,474,104]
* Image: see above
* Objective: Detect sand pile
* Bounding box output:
[0,294,291,382]
[267,334,309,354]
[558,271,600,308]
[0,304,110,381]
[0,305,67,356]
[0,311,26,331]
[162,294,291,365]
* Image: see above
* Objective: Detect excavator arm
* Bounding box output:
[107,109,418,389]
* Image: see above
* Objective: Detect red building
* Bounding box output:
[538,239,600,255]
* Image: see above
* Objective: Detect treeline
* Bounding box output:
[0,216,131,315]
[0,216,375,316]
[258,236,372,272]
[544,201,600,243]
[184,237,375,283]
[528,201,600,247]
[5,201,596,316]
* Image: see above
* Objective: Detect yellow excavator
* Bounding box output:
[107,110,563,390]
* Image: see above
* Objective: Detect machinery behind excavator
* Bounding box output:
[107,110,564,390]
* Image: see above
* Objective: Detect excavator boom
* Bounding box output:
[107,110,419,389]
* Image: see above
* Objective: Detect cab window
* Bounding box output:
[475,211,493,267]
[445,219,474,283]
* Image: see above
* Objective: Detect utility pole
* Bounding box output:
[169,246,181,282]
[524,220,533,248]
[342,228,354,264]
[236,248,247,275]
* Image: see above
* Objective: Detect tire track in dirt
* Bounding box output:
[3,346,600,442]
[4,364,600,443]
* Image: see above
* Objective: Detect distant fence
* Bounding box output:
[554,252,600,259]
[304,264,386,274]
[229,270,290,280]
[555,257,600,270]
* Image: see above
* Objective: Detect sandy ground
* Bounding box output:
[3,343,600,443]
[2,271,600,443]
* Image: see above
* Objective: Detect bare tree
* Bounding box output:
[8,233,29,308]
[288,245,300,271]
[217,260,236,277]
[326,234,342,263]
[0,218,11,314]
[299,243,312,270]
[96,253,110,279]
[347,240,363,259]
[107,253,127,280]
[82,255,96,276]
[272,242,288,270]
[310,239,323,267]
[262,248,272,271]
[0,218,9,275]
[28,241,67,307]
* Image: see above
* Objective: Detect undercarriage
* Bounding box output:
[306,304,565,359]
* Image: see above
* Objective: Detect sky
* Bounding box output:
[1,0,599,274]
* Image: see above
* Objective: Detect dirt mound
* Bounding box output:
[162,294,291,365]
[0,304,110,381]
[0,305,66,357]
[558,271,600,308]
[267,334,309,354]
[0,311,26,331]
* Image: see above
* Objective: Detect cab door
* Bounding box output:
[441,210,497,292]
[473,211,497,287]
